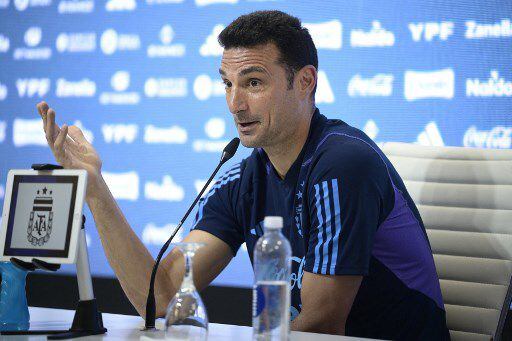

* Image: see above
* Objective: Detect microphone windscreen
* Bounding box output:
[221,137,240,162]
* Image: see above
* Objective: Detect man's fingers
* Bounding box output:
[67,126,89,144]
[54,124,68,160]
[37,101,49,131]
[45,108,60,144]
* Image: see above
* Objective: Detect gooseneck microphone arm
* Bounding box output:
[144,137,240,330]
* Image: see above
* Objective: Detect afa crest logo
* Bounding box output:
[27,187,53,246]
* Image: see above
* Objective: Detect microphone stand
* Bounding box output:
[143,138,240,330]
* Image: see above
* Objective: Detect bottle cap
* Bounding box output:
[264,216,283,229]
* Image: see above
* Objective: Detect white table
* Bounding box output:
[1,307,374,340]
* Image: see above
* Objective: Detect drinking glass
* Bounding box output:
[165,242,208,341]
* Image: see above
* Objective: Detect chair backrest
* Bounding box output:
[381,142,512,341]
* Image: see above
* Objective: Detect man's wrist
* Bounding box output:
[85,173,107,206]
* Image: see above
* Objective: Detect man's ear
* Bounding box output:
[296,65,317,101]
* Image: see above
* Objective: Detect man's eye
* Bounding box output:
[249,79,260,87]
[224,81,232,88]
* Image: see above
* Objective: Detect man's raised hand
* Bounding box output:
[36,101,103,189]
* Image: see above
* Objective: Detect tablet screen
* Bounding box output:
[4,175,78,258]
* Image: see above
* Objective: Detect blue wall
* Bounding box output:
[0,0,511,287]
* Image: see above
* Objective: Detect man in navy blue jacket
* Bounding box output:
[37,10,449,340]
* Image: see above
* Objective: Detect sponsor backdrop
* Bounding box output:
[0,0,511,287]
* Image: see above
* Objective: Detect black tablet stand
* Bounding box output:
[0,164,107,339]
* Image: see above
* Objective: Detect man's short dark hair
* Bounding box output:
[218,10,318,96]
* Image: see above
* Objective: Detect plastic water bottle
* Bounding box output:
[0,262,30,331]
[252,216,292,341]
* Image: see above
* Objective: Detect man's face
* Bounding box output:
[220,43,300,149]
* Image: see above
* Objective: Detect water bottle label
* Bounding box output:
[252,281,288,333]
[254,285,266,318]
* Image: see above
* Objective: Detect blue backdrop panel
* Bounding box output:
[0,0,511,287]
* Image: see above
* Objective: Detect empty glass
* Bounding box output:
[165,242,208,341]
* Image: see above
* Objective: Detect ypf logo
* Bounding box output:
[28,187,54,246]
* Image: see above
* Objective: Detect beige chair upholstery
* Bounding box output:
[381,142,512,341]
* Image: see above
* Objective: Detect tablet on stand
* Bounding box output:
[0,165,107,339]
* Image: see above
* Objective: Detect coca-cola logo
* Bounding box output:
[463,125,512,149]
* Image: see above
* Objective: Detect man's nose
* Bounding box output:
[228,86,248,114]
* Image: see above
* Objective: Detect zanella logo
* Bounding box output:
[17,78,50,97]
[466,70,512,97]
[463,125,512,149]
[56,32,96,53]
[350,21,395,47]
[417,121,444,146]
[465,19,512,39]
[144,175,185,202]
[99,71,140,105]
[27,186,54,246]
[193,74,224,101]
[14,27,52,60]
[144,77,187,98]
[100,29,140,55]
[58,0,94,13]
[316,70,335,104]
[105,0,135,11]
[200,24,224,57]
[147,25,185,58]
[0,82,7,100]
[14,0,51,11]
[303,20,342,50]
[193,117,230,152]
[102,123,138,143]
[347,73,393,97]
[55,78,96,98]
[102,171,139,201]
[0,34,9,52]
[144,124,187,144]
[404,68,454,101]
[409,21,454,42]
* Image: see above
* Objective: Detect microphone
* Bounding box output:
[144,137,240,330]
